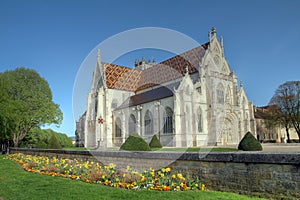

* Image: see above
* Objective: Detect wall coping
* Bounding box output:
[10,148,300,165]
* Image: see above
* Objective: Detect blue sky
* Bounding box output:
[1,0,299,136]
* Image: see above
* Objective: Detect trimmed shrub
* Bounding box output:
[120,134,150,151]
[238,132,262,151]
[47,134,62,149]
[149,134,162,148]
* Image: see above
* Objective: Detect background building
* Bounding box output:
[254,105,298,143]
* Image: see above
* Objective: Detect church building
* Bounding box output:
[76,27,256,148]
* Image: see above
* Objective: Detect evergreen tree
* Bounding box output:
[47,134,62,149]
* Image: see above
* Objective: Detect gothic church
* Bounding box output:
[76,27,256,148]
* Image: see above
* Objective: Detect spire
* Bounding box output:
[220,36,224,48]
[97,49,101,63]
[211,27,217,37]
[185,66,189,75]
[142,56,145,63]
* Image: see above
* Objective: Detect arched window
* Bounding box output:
[226,86,232,104]
[115,117,122,137]
[144,110,153,135]
[128,114,136,135]
[163,107,173,134]
[216,83,224,104]
[185,105,190,133]
[197,110,203,133]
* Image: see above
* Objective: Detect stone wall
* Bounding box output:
[10,148,300,200]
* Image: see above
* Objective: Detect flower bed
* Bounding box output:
[5,153,205,191]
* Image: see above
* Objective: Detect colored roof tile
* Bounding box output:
[104,42,209,92]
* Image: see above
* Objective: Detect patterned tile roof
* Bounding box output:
[104,42,209,92]
[104,63,141,91]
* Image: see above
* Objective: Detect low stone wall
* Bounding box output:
[10,148,300,200]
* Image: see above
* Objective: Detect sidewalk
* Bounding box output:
[261,143,300,152]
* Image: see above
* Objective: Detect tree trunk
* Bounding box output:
[13,133,19,147]
[285,126,291,143]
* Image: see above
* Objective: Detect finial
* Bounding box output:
[211,27,217,36]
[135,59,139,66]
[185,66,189,75]
[142,56,145,63]
[152,58,156,64]
[240,81,243,88]
[220,36,224,48]
[97,49,101,63]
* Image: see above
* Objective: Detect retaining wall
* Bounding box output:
[10,148,300,200]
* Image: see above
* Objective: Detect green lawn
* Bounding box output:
[102,147,238,152]
[63,147,238,152]
[63,147,89,150]
[0,155,263,200]
[156,147,238,152]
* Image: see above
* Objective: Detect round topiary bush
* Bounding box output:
[120,134,151,151]
[238,132,262,151]
[149,134,162,148]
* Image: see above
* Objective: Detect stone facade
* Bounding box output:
[75,112,86,147]
[76,27,256,148]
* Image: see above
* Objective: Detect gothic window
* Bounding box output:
[111,99,118,109]
[144,110,153,135]
[185,105,190,133]
[95,99,98,116]
[216,84,224,104]
[163,107,173,134]
[128,114,136,135]
[196,86,202,94]
[226,86,232,104]
[198,111,203,133]
[115,117,122,137]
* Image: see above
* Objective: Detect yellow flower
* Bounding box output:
[177,173,184,179]
[201,184,205,191]
[172,174,176,179]
[150,171,155,176]
[165,167,171,172]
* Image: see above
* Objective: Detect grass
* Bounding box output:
[0,155,264,200]
[155,147,238,152]
[63,147,89,150]
[103,147,239,152]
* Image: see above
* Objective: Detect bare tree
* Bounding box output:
[269,81,300,142]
